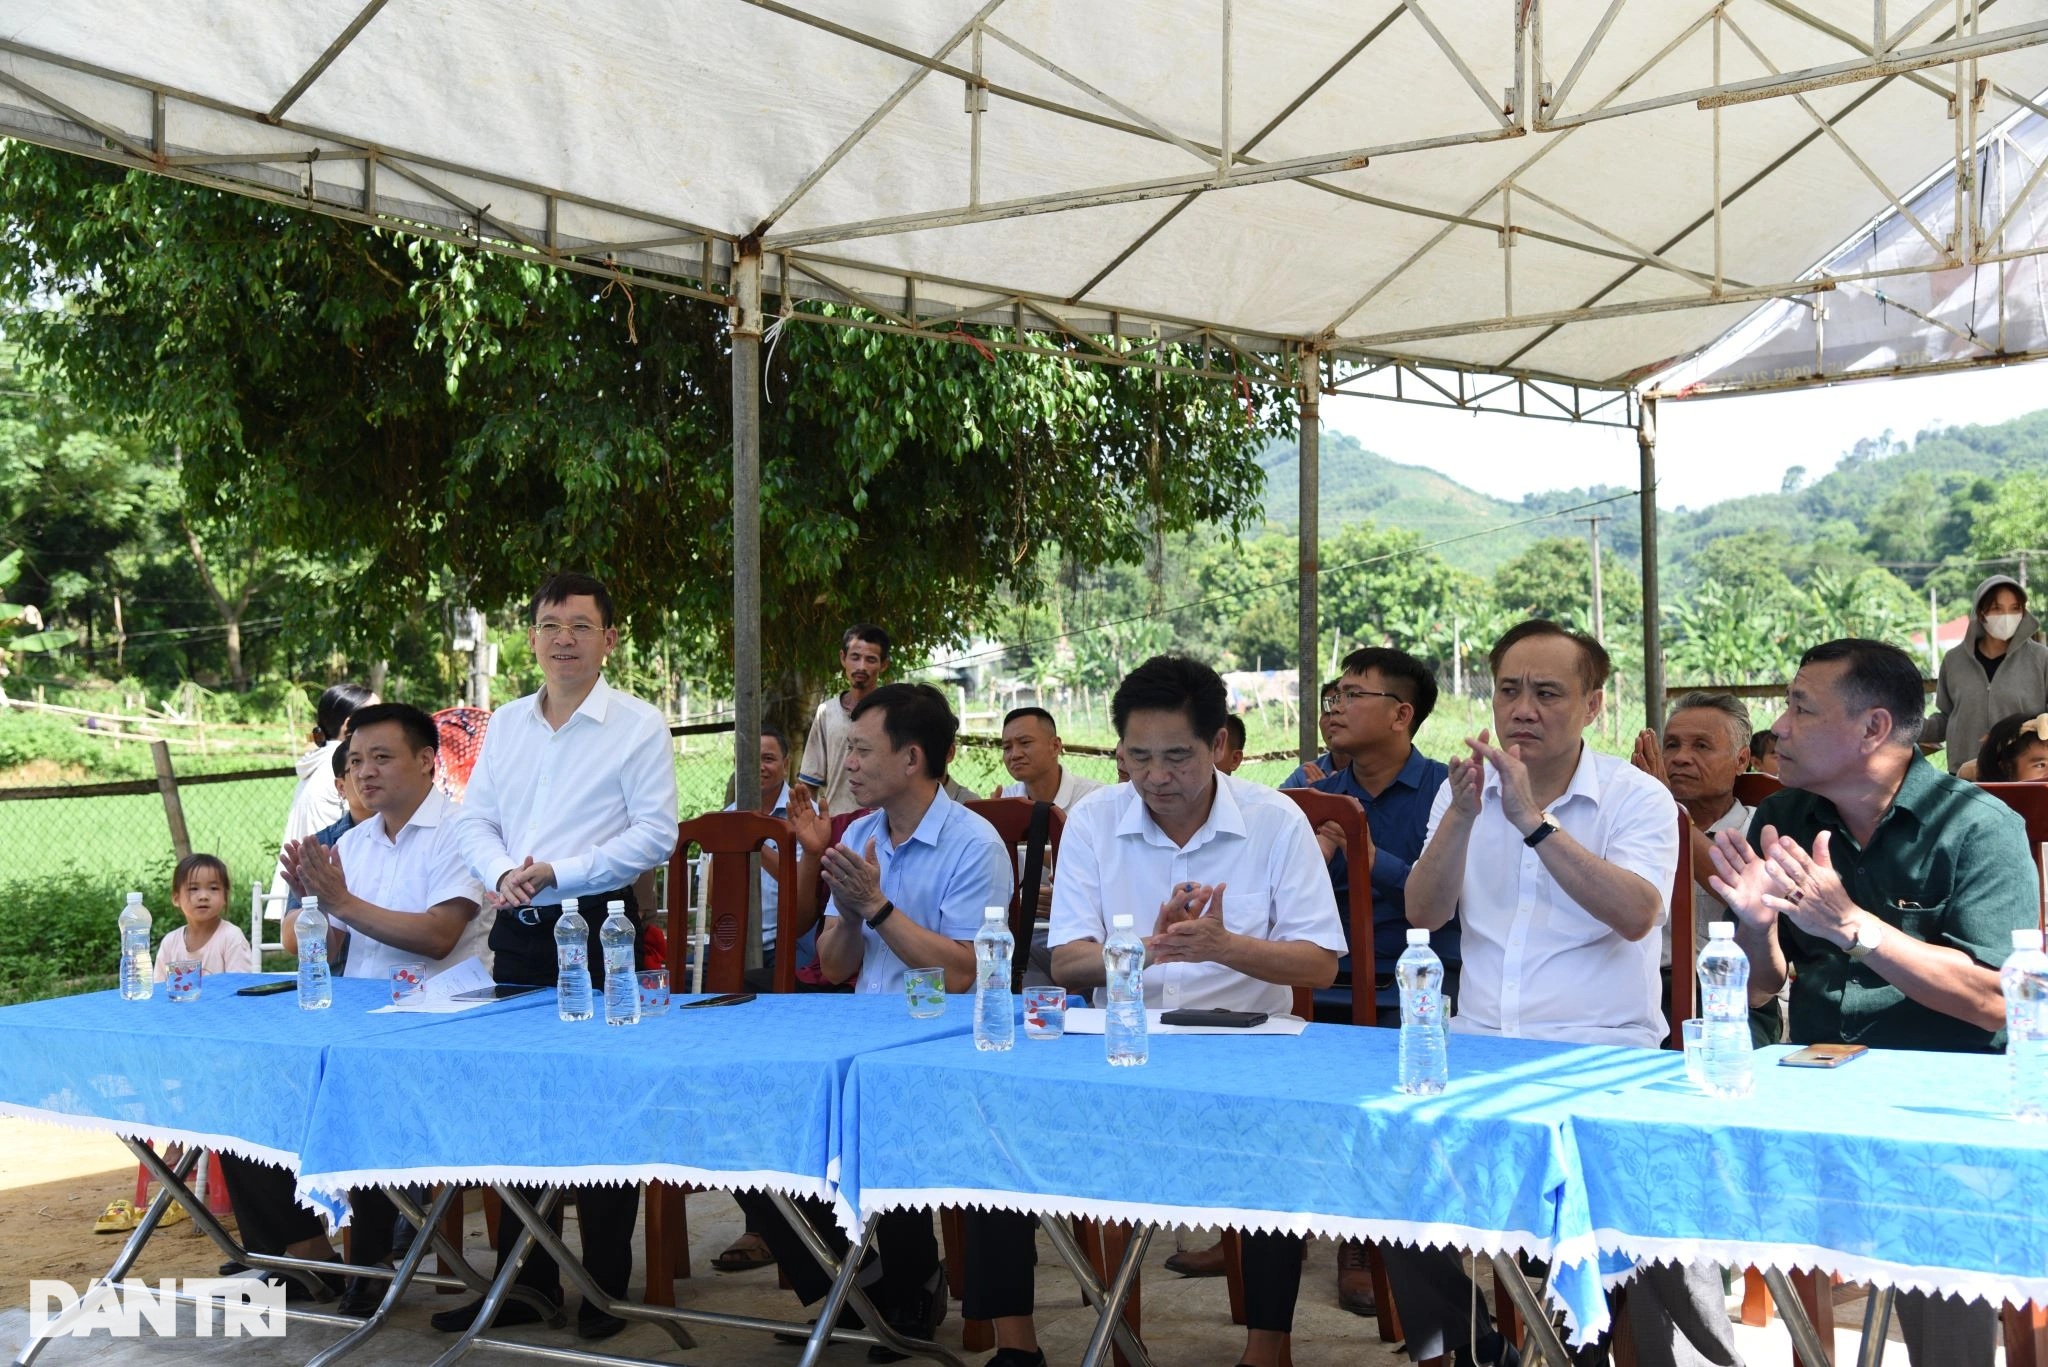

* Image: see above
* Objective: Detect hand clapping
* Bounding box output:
[1147,882,1230,964]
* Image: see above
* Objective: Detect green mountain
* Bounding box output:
[1255,430,1641,577]
[1258,408,2048,591]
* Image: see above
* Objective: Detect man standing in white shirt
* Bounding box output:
[276,701,487,1315]
[798,623,890,815]
[440,573,679,1342]
[1395,620,1736,1367]
[955,656,1344,1367]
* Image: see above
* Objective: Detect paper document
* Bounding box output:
[1062,1008,1308,1037]
[369,956,500,1012]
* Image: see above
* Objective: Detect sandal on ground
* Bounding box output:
[711,1232,776,1272]
[93,1200,139,1234]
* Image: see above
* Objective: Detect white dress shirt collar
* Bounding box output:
[1114,772,1247,852]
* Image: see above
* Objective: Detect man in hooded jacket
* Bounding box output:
[1925,575,2048,774]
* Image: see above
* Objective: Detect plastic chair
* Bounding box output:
[643,811,803,1306]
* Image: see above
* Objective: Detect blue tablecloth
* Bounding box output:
[843,1024,1641,1342]
[1568,1044,2048,1309]
[0,976,545,1167]
[294,993,973,1225]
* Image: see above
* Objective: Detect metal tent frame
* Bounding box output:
[4,1,2048,802]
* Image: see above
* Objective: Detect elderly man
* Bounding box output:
[1631,691,1754,1000]
[959,655,1346,1367]
[1711,639,2036,1367]
[1395,620,1736,1367]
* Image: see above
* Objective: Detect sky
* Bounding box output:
[1319,361,2048,514]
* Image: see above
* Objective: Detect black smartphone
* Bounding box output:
[235,981,298,997]
[452,984,545,1002]
[679,992,756,1009]
[1159,1007,1268,1028]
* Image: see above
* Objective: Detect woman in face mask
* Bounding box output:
[1925,575,2048,774]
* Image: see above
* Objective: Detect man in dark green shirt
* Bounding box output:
[1709,638,2033,1367]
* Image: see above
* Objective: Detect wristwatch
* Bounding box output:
[1845,916,1884,961]
[1523,812,1561,849]
[864,899,896,932]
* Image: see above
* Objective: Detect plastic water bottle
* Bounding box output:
[296,896,332,1011]
[2002,928,2048,1122]
[1696,922,1753,1098]
[973,905,1015,1051]
[118,892,153,1001]
[555,899,593,1022]
[1104,914,1148,1067]
[1396,928,1448,1095]
[601,900,639,1026]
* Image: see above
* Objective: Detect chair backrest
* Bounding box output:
[249,880,288,958]
[963,797,1066,990]
[1279,788,1378,1027]
[1978,782,2048,930]
[1732,772,1783,807]
[671,811,801,994]
[1666,807,1695,1050]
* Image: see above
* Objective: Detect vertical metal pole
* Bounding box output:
[1637,395,1664,733]
[1586,516,1605,643]
[731,246,765,816]
[1297,348,1321,763]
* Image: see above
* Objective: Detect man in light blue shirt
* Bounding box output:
[735,683,1009,1361]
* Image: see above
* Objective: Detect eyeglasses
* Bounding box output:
[1321,687,1404,713]
[534,620,602,639]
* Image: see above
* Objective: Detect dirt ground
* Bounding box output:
[0,1118,237,1290]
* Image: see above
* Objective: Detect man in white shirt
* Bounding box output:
[282,703,487,981]
[439,573,678,1342]
[798,623,890,815]
[1395,620,1737,1367]
[265,702,486,1317]
[993,706,1104,810]
[267,682,376,911]
[957,656,1344,1367]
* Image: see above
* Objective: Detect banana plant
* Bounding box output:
[0,549,78,672]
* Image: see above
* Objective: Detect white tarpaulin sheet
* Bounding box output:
[3,1,2048,391]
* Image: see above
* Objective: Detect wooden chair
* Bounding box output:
[947,799,1064,1352]
[1981,781,2048,1361]
[963,797,1066,989]
[643,811,803,1306]
[1279,788,1381,1027]
[1732,772,1783,807]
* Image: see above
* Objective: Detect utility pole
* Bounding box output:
[1580,515,1609,643]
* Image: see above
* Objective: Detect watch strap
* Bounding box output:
[864,899,896,932]
[1523,814,1560,849]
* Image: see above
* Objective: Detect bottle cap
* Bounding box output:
[2014,929,2045,952]
[607,899,625,914]
[562,897,579,912]
[303,895,319,911]
[1406,928,1430,946]
[1707,922,1736,940]
[125,891,143,904]
[1111,914,1135,929]
[984,905,1006,921]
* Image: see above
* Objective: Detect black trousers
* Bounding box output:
[731,1190,938,1315]
[217,1154,398,1265]
[487,888,643,1314]
[961,1209,1303,1332]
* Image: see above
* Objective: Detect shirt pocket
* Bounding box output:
[1879,898,1948,948]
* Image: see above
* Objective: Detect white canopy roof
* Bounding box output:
[6,1,2048,396]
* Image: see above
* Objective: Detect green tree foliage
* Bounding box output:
[1492,536,1641,628]
[1969,471,2048,578]
[0,145,1286,714]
